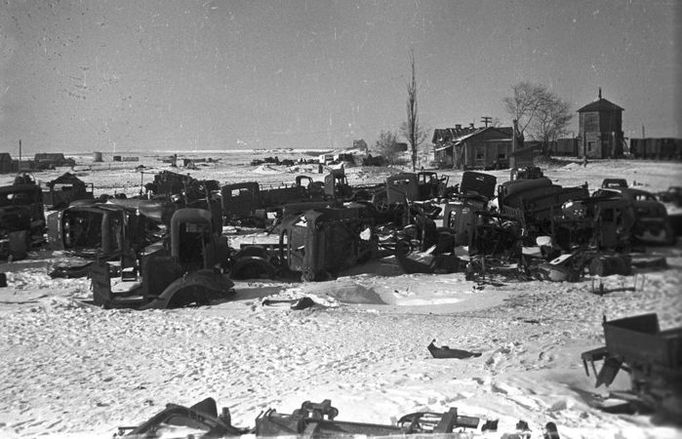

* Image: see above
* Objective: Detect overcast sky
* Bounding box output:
[1,0,679,153]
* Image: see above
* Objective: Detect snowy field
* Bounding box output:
[0,151,681,438]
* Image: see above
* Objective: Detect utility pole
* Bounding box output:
[480,116,492,127]
[18,139,22,171]
[510,120,518,170]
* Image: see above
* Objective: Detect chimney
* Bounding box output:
[598,87,602,99]
[455,124,462,130]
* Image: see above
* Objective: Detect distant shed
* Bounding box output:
[34,153,75,169]
[0,153,12,173]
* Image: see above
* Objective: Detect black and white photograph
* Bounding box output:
[0,1,680,438]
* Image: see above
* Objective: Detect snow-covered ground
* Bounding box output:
[0,153,681,438]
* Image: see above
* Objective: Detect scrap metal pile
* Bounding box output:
[1,166,678,308]
[116,397,561,438]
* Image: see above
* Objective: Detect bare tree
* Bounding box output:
[503,81,573,155]
[374,130,400,165]
[532,98,572,154]
[401,50,427,171]
[503,81,549,136]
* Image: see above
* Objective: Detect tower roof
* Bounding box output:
[577,98,624,113]
[578,89,624,113]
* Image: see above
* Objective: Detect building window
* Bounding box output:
[588,142,594,152]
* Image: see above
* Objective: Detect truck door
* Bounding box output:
[46,210,64,250]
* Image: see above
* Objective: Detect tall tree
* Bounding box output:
[401,50,427,171]
[503,81,573,155]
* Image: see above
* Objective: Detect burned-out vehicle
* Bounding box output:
[0,177,46,259]
[441,172,522,258]
[43,172,94,210]
[386,173,419,204]
[582,314,682,423]
[323,168,354,200]
[592,187,675,245]
[221,181,262,225]
[555,197,636,251]
[90,207,233,309]
[279,206,377,281]
[499,177,589,243]
[442,171,497,248]
[221,176,329,227]
[47,199,170,259]
[417,171,450,199]
[323,168,386,203]
[144,170,219,200]
[382,171,450,204]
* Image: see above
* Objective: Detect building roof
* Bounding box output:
[433,126,515,151]
[46,172,86,187]
[432,126,481,145]
[577,97,624,113]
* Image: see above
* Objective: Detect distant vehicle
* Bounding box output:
[510,166,544,181]
[484,158,509,170]
[592,187,675,245]
[601,178,628,189]
[416,171,450,199]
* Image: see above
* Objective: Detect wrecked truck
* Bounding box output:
[90,207,233,309]
[498,177,589,242]
[144,169,219,200]
[221,177,329,227]
[279,206,376,281]
[592,187,676,245]
[46,199,170,259]
[0,178,46,259]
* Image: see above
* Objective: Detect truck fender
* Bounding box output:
[140,269,234,309]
